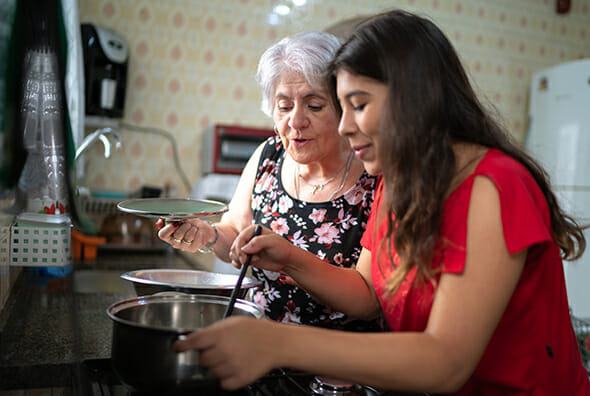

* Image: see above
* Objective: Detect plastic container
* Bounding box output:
[0,225,11,307]
[0,225,9,266]
[10,213,71,267]
[71,229,106,260]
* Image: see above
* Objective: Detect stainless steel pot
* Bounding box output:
[120,268,261,297]
[106,293,265,393]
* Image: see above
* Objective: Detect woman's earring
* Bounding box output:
[273,125,279,135]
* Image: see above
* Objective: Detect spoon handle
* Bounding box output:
[223,224,262,318]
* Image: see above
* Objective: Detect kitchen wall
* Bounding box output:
[78,0,590,197]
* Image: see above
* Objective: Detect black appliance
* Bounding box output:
[80,23,128,118]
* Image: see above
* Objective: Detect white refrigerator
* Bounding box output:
[525,58,590,319]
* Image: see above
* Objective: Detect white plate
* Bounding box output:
[117,198,228,221]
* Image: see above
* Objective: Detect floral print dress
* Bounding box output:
[250,136,384,332]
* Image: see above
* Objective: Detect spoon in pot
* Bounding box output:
[223,224,262,318]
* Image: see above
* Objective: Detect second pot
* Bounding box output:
[120,268,261,298]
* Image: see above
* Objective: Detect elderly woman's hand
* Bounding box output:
[156,218,218,253]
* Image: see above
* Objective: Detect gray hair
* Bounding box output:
[256,31,342,117]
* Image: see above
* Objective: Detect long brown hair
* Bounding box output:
[330,10,586,293]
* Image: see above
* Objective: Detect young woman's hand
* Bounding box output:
[228,224,297,273]
[173,316,284,390]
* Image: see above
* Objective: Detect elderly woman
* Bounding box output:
[157,31,382,331]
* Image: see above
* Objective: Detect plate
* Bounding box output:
[117,198,228,220]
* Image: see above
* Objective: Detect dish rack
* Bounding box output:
[77,195,167,252]
[572,312,590,373]
[79,195,121,226]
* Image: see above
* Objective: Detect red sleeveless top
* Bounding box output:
[362,149,590,394]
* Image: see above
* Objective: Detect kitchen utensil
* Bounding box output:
[224,224,262,318]
[106,293,264,393]
[117,198,228,221]
[120,268,261,297]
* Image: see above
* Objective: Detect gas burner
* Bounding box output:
[310,376,362,395]
[310,376,387,396]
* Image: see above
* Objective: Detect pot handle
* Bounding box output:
[174,332,207,377]
[177,330,196,341]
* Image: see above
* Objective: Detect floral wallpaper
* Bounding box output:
[77,0,590,196]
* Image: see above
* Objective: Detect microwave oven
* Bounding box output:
[201,124,274,175]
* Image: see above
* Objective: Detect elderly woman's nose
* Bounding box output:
[289,105,309,129]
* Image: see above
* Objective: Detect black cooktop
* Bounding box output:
[77,358,249,395]
[75,358,415,396]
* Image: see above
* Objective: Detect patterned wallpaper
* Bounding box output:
[77,0,590,197]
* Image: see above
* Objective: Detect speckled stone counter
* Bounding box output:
[0,248,207,391]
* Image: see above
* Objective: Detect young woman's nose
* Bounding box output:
[338,109,355,137]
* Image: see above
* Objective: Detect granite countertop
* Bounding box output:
[0,248,209,390]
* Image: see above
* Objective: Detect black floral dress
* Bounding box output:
[250,136,385,332]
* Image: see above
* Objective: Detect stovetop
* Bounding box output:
[75,358,422,396]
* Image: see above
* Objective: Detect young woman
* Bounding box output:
[174,10,590,395]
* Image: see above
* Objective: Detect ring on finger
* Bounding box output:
[182,239,193,245]
[174,238,182,243]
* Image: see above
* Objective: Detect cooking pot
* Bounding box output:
[106,293,265,393]
[120,268,261,297]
